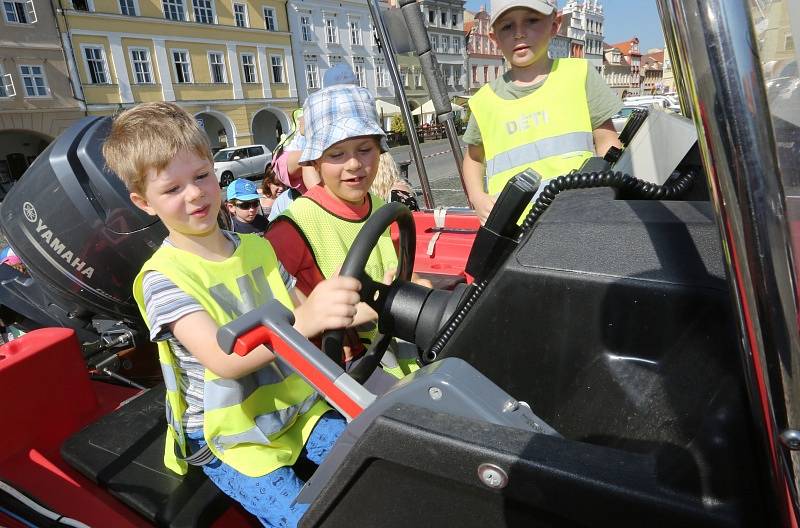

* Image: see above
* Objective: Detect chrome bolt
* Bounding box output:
[477,463,508,489]
[503,400,520,412]
[428,386,443,400]
[780,429,800,450]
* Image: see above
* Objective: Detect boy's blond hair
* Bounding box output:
[102,102,212,195]
[370,152,401,201]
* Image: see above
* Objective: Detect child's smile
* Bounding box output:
[315,136,380,206]
[132,148,220,238]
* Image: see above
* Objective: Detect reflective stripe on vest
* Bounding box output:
[212,392,319,452]
[471,58,594,196]
[485,131,594,177]
[133,233,330,477]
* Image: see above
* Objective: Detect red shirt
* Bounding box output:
[265,184,371,296]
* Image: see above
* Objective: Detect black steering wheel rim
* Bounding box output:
[321,202,415,383]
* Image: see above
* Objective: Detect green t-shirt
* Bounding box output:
[462,61,622,146]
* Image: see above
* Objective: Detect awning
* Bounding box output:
[376,99,402,115]
[411,99,464,115]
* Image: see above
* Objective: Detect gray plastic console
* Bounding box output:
[216,301,559,506]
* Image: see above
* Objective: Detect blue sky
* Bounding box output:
[463,0,667,53]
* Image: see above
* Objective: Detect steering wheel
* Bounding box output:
[321,202,415,384]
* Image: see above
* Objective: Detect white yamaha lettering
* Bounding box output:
[31,217,95,279]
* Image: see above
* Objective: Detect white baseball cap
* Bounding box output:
[490,0,557,28]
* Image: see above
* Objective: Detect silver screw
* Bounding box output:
[780,429,800,450]
[428,386,443,400]
[503,400,520,412]
[477,463,508,489]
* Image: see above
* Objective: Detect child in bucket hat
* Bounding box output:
[298,84,389,165]
[266,84,426,378]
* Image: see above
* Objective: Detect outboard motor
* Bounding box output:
[0,116,166,354]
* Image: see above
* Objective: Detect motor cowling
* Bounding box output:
[0,116,167,337]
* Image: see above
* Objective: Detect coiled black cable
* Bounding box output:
[422,168,698,364]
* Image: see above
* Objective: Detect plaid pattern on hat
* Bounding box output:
[299,84,389,164]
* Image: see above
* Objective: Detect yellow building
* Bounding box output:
[1,0,85,182]
[54,0,298,150]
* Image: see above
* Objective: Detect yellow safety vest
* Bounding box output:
[277,194,417,377]
[133,233,330,477]
[470,58,595,196]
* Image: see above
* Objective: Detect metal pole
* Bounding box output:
[654,0,692,118]
[397,0,470,206]
[665,0,800,524]
[366,0,435,208]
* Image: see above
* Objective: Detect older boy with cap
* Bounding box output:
[463,0,622,223]
[225,178,269,234]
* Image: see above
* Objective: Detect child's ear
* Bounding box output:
[225,202,236,213]
[130,192,157,216]
[488,30,498,47]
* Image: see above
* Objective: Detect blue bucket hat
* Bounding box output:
[299,84,389,164]
[226,178,260,201]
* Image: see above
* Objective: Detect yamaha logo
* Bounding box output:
[23,202,37,223]
[24,201,95,279]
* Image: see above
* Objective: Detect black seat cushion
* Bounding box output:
[61,385,233,527]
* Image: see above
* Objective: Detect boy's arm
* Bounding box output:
[171,276,360,380]
[302,165,321,189]
[463,143,495,225]
[592,119,623,158]
[171,310,277,379]
[286,149,303,177]
[286,148,321,190]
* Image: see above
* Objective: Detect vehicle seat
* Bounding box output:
[61,385,233,528]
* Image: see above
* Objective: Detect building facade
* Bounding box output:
[464,7,504,95]
[661,45,674,93]
[642,48,664,94]
[419,0,466,95]
[549,33,570,59]
[55,0,297,151]
[561,0,604,70]
[287,0,393,105]
[395,52,429,112]
[559,10,584,58]
[603,37,642,97]
[1,0,85,181]
[546,1,606,67]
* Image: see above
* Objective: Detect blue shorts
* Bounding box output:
[186,411,346,527]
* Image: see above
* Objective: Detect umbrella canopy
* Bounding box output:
[376,99,402,115]
[411,99,464,115]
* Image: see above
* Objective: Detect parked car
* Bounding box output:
[213,145,271,186]
[623,95,681,112]
[612,106,642,133]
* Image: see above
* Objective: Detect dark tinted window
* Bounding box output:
[248,146,264,156]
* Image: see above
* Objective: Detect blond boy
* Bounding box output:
[103,101,361,527]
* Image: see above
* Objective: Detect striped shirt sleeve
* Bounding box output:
[141,271,203,342]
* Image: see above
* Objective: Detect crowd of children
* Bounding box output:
[99,0,621,523]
